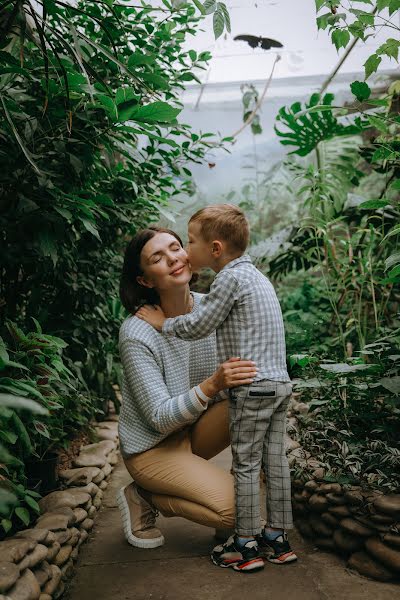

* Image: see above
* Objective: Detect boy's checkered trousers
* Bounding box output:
[229,380,293,535]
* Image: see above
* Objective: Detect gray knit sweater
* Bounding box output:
[118,292,219,457]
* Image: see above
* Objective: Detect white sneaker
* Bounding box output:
[117,482,164,548]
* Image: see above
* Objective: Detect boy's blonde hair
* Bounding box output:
[189,204,249,253]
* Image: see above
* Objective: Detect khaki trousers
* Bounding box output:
[124,400,235,529]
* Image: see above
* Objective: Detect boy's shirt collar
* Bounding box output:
[220,254,252,272]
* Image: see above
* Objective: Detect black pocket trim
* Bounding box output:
[249,390,276,397]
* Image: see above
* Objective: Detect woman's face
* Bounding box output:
[138,232,191,292]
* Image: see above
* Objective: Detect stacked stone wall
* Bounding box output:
[0,417,119,599]
[287,396,400,583]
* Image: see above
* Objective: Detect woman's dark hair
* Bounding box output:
[120,226,184,313]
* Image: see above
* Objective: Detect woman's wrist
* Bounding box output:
[199,376,219,399]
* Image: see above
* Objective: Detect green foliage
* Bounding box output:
[0,1,221,393]
[290,329,400,490]
[315,1,400,79]
[275,93,362,156]
[0,321,100,537]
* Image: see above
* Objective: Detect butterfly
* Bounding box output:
[233,35,283,50]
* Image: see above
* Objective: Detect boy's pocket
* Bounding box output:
[248,389,276,397]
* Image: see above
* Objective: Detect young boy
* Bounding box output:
[137,204,296,572]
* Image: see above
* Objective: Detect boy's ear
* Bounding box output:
[137,275,154,289]
[211,240,223,257]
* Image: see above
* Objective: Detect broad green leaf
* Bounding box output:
[378,376,400,394]
[24,495,40,513]
[81,219,101,241]
[377,38,400,61]
[213,6,225,39]
[0,393,48,414]
[332,29,350,50]
[364,53,382,79]
[131,102,181,124]
[203,0,216,14]
[319,363,372,373]
[385,253,400,270]
[15,507,30,527]
[359,199,390,209]
[1,518,12,533]
[350,80,371,101]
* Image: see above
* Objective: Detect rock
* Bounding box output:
[309,494,329,513]
[42,565,62,595]
[107,451,119,466]
[35,513,69,532]
[60,559,74,580]
[80,518,94,531]
[304,480,319,493]
[344,489,363,506]
[340,518,374,538]
[328,505,351,518]
[6,568,40,600]
[348,551,394,582]
[95,428,118,442]
[74,441,115,468]
[285,435,300,452]
[73,508,88,524]
[75,483,99,497]
[53,581,64,599]
[326,493,346,506]
[46,542,60,563]
[355,515,391,533]
[87,506,97,518]
[38,490,88,514]
[321,512,339,528]
[309,515,333,537]
[102,463,112,478]
[97,420,118,431]
[14,530,48,544]
[292,479,304,491]
[370,513,394,525]
[54,545,72,567]
[0,562,19,593]
[373,494,400,519]
[68,528,80,547]
[314,537,336,551]
[78,530,88,546]
[383,533,400,549]
[43,532,55,547]
[0,539,36,564]
[365,537,400,573]
[52,530,71,546]
[294,519,314,539]
[39,595,52,600]
[292,501,307,515]
[92,470,105,485]
[99,480,108,491]
[71,547,79,561]
[92,493,102,509]
[312,468,325,480]
[59,467,101,486]
[319,483,342,495]
[18,544,48,571]
[333,529,364,554]
[32,561,52,587]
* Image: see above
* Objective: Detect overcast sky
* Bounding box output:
[183,0,400,84]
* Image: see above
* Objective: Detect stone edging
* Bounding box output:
[0,417,119,599]
[286,395,400,583]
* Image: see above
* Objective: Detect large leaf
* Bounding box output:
[130,101,181,124]
[0,394,49,415]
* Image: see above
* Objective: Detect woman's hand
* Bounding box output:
[136,305,166,331]
[199,357,258,398]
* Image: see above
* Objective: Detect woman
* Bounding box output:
[117,226,257,548]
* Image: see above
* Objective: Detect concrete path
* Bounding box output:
[67,450,399,600]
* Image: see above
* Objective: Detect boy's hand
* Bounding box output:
[136,305,166,331]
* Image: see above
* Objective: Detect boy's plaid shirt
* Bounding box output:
[163,255,290,382]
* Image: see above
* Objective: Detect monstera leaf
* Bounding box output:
[275,93,362,156]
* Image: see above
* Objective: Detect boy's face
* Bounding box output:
[186,221,213,272]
